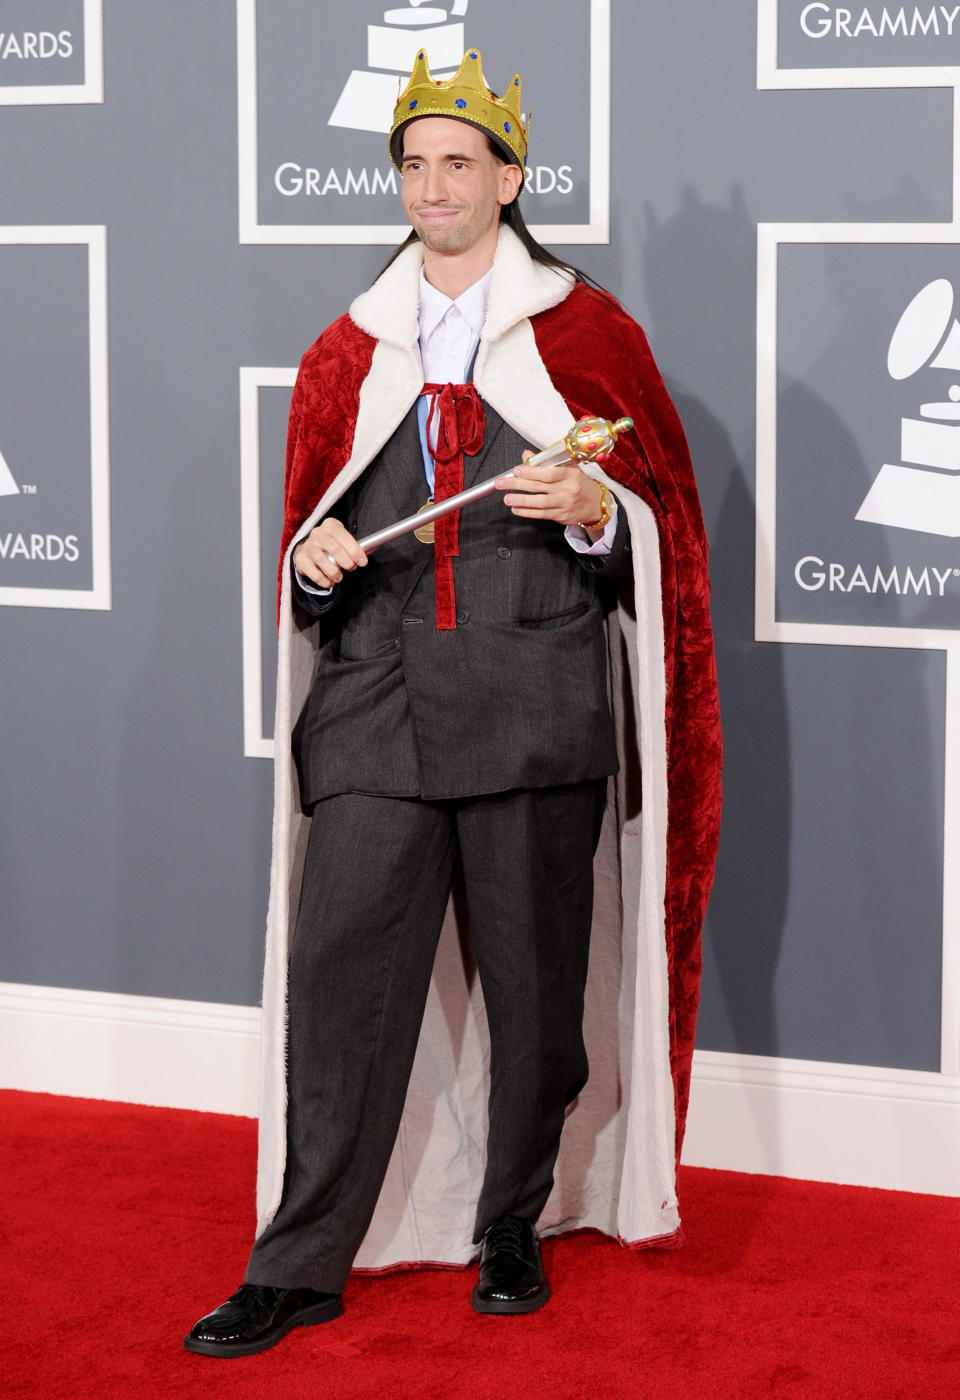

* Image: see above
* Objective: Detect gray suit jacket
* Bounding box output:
[292,399,632,805]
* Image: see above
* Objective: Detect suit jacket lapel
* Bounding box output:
[462,401,506,489]
[377,400,429,520]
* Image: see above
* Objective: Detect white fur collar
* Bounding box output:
[348,224,573,349]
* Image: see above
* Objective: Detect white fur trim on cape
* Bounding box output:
[256,225,677,1259]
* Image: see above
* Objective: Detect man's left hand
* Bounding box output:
[495,451,607,539]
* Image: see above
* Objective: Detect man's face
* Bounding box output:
[400,117,521,255]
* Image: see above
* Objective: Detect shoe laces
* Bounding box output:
[484,1215,529,1258]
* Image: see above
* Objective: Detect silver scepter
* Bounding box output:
[356,414,635,553]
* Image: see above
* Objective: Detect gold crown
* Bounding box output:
[389,47,529,174]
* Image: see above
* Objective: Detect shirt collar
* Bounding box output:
[418,265,492,343]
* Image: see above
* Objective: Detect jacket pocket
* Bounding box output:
[514,600,590,631]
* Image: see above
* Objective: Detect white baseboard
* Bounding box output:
[0,982,261,1117]
[685,1049,960,1197]
[2,982,959,1195]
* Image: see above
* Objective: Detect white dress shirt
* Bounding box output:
[419,265,489,400]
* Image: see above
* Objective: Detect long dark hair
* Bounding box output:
[496,197,610,294]
[376,132,610,296]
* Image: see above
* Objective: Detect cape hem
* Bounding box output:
[344,1224,686,1278]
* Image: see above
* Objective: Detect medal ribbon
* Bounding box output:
[421,381,485,630]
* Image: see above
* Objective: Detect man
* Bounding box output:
[185,48,721,1358]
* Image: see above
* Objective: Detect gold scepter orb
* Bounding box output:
[561,415,635,465]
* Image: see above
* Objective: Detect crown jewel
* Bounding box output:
[389,48,529,174]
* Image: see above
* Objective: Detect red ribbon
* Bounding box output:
[422,382,485,629]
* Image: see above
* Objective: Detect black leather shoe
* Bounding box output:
[183,1283,343,1357]
[471,1215,550,1314]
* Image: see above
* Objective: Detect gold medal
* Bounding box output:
[414,498,435,545]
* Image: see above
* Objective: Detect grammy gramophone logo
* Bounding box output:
[329,0,470,133]
[0,446,18,497]
[857,279,960,538]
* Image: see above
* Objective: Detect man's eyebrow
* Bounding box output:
[401,152,477,164]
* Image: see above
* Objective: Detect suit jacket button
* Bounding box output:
[497,546,512,559]
[456,610,470,624]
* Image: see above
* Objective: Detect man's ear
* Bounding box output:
[499,162,524,207]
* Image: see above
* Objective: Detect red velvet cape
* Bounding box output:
[278,282,722,1160]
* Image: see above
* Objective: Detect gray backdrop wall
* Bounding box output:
[2,2,958,1125]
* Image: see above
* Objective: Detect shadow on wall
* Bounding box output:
[639,186,791,1070]
[637,182,944,1079]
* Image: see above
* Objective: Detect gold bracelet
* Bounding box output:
[578,482,613,531]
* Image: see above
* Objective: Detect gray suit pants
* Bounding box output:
[244,779,605,1294]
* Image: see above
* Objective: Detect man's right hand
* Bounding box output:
[292,519,368,588]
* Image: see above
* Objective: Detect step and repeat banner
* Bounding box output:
[1,2,957,1117]
[0,0,101,104]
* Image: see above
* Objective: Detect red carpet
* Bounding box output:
[2,1090,958,1399]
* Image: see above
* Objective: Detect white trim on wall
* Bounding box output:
[686,1049,960,1198]
[756,0,960,91]
[239,367,295,760]
[755,220,960,1081]
[0,983,261,1117]
[236,0,611,245]
[2,983,959,1195]
[0,226,111,611]
[756,221,960,655]
[0,0,103,106]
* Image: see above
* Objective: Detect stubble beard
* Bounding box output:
[411,204,493,255]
